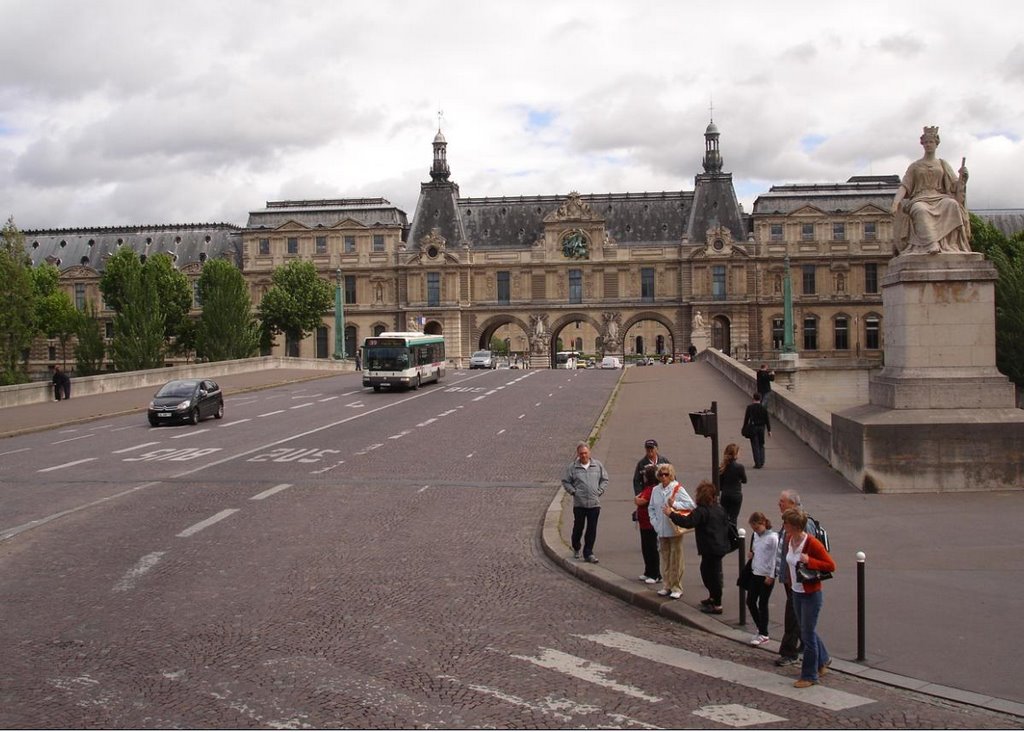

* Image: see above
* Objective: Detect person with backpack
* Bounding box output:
[770,489,823,667]
[665,479,731,614]
[742,392,771,468]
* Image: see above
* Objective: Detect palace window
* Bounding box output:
[803,316,818,350]
[74,283,86,310]
[287,237,298,255]
[641,267,655,302]
[258,238,270,255]
[772,318,785,350]
[315,235,327,255]
[864,222,877,241]
[770,223,783,241]
[801,223,815,241]
[865,315,881,349]
[373,234,385,252]
[193,280,202,308]
[865,263,879,294]
[497,271,510,304]
[105,321,114,339]
[344,235,356,253]
[802,265,816,295]
[712,265,727,300]
[834,316,849,350]
[832,222,846,241]
[344,275,356,305]
[568,269,582,304]
[427,272,440,307]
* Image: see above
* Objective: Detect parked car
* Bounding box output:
[148,379,224,426]
[469,350,496,369]
[599,356,623,369]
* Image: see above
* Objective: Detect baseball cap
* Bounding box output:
[644,439,658,448]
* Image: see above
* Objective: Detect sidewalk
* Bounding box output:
[0,369,334,439]
[543,361,1024,718]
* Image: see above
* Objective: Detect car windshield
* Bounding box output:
[156,381,198,398]
[472,351,490,358]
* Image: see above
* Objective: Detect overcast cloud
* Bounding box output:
[2,0,1021,230]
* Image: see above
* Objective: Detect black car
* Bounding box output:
[148,379,224,426]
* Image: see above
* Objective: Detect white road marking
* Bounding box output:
[222,419,251,426]
[497,429,506,435]
[250,483,292,501]
[535,402,542,407]
[580,630,874,711]
[112,551,166,592]
[58,428,78,433]
[417,485,430,493]
[417,418,437,426]
[290,402,314,409]
[318,396,339,402]
[341,390,360,396]
[171,428,208,439]
[692,704,786,727]
[466,453,474,458]
[38,457,96,473]
[111,425,137,432]
[52,434,91,445]
[345,401,365,408]
[1,482,160,542]
[258,410,285,417]
[511,648,661,702]
[112,442,160,454]
[388,431,410,440]
[294,393,321,398]
[88,424,112,431]
[353,443,384,456]
[518,414,526,419]
[177,509,239,538]
[0,447,31,456]
[472,396,486,401]
[310,460,344,475]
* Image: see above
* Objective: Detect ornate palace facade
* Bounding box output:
[24,123,1016,370]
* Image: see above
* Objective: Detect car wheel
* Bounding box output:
[214,400,224,419]
[189,407,200,425]
[148,416,158,427]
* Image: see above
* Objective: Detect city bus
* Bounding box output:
[362,332,446,392]
[555,350,581,369]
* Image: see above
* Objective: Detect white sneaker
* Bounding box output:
[750,634,770,646]
[644,577,658,585]
[638,575,651,582]
[656,589,671,596]
[669,591,682,599]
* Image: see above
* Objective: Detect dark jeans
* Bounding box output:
[749,427,766,468]
[793,589,830,681]
[699,554,724,605]
[720,491,742,526]
[571,506,601,558]
[639,527,660,579]
[746,575,775,636]
[779,583,802,658]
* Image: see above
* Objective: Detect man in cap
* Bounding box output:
[633,439,671,496]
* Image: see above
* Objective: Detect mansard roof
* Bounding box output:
[458,191,695,249]
[974,209,1024,237]
[752,176,900,216]
[246,198,408,231]
[22,223,242,273]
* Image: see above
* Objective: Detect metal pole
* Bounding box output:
[737,527,747,626]
[856,551,866,661]
[710,401,719,492]
[334,267,346,360]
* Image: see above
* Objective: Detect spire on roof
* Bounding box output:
[430,113,451,182]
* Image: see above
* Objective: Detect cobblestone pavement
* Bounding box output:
[0,368,1020,728]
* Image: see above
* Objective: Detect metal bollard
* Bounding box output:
[856,551,866,661]
[737,527,747,625]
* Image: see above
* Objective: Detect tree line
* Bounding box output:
[0,217,333,385]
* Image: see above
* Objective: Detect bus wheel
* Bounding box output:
[414,375,421,390]
[373,385,381,393]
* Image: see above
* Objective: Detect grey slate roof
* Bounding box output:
[752,176,900,216]
[22,223,242,272]
[246,198,408,231]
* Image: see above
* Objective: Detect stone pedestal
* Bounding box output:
[832,253,1024,493]
[691,331,710,353]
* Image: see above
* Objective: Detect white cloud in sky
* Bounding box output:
[1,0,1022,229]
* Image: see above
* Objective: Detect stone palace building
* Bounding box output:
[21,123,1023,369]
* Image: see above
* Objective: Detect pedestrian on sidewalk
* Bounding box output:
[756,364,775,407]
[51,365,71,401]
[782,507,835,688]
[633,464,661,585]
[718,443,747,525]
[561,442,608,564]
[771,490,818,668]
[665,479,731,614]
[632,438,671,496]
[742,392,771,468]
[648,463,695,600]
[745,511,779,646]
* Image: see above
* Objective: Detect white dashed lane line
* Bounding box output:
[250,483,292,501]
[258,410,285,417]
[222,419,251,426]
[112,551,166,593]
[52,434,91,445]
[0,447,31,457]
[176,509,239,538]
[171,429,208,439]
[290,402,314,409]
[112,442,159,454]
[38,457,96,473]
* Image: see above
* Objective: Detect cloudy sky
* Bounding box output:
[2,0,1021,230]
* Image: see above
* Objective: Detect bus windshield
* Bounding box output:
[365,346,410,372]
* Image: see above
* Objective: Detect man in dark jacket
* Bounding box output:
[756,364,775,406]
[667,479,731,613]
[742,392,771,468]
[632,439,671,496]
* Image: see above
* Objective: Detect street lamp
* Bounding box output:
[334,267,346,360]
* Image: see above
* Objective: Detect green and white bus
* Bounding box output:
[362,332,446,392]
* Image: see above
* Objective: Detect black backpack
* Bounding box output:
[726,520,740,553]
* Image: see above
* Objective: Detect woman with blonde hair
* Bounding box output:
[718,443,747,526]
[647,463,694,600]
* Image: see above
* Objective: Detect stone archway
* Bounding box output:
[620,311,679,360]
[547,312,602,368]
[475,314,531,365]
[424,320,443,335]
[712,315,731,355]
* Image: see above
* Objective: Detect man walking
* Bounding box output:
[562,441,609,563]
[632,438,670,496]
[770,489,819,667]
[742,392,771,468]
[756,364,775,406]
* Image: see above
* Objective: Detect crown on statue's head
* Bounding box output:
[922,125,940,137]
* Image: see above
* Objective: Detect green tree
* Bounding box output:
[970,214,1024,386]
[196,258,260,361]
[100,248,192,339]
[0,217,36,384]
[169,317,198,363]
[74,300,106,376]
[104,251,166,371]
[257,261,333,356]
[32,263,81,367]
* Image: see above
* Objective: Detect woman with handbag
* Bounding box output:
[647,464,695,600]
[633,464,662,585]
[665,480,731,614]
[782,508,836,688]
[744,511,779,645]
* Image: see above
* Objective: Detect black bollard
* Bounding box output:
[856,551,866,661]
[737,527,747,626]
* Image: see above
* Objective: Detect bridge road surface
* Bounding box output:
[0,369,1017,728]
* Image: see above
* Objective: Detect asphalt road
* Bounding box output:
[0,369,1016,728]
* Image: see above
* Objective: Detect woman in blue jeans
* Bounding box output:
[781,508,836,688]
